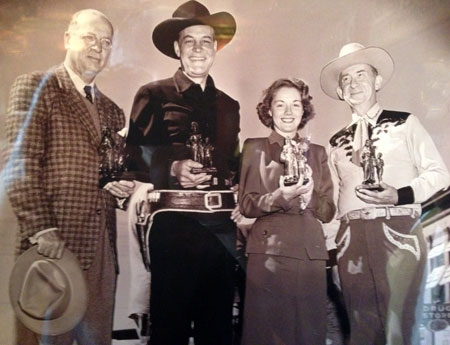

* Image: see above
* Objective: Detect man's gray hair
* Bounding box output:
[67,9,113,35]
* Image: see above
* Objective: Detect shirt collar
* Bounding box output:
[268,130,301,146]
[173,68,215,94]
[63,63,95,101]
[350,103,382,126]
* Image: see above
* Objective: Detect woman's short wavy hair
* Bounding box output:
[257,78,315,129]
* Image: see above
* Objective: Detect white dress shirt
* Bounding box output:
[64,62,95,102]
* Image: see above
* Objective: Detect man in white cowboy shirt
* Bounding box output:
[320,43,450,345]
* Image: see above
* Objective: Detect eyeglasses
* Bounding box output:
[73,33,112,50]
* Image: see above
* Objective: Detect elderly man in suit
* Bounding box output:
[3,9,134,345]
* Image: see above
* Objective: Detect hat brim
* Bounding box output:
[9,247,88,336]
[320,46,394,99]
[152,11,236,59]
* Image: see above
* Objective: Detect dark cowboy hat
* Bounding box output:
[9,247,87,335]
[320,42,394,100]
[152,0,236,59]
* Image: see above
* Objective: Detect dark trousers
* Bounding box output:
[336,216,426,345]
[149,212,237,345]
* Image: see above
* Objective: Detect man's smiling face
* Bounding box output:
[337,63,381,108]
[174,25,217,82]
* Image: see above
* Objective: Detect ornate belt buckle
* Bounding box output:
[361,208,377,220]
[204,192,222,211]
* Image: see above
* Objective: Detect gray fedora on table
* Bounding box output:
[152,0,236,59]
[9,246,87,336]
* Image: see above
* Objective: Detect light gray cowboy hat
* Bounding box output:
[152,0,236,59]
[320,42,394,99]
[9,247,87,335]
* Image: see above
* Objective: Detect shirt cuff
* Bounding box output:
[397,186,415,205]
[29,228,58,244]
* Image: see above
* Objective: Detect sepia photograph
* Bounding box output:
[0,0,449,344]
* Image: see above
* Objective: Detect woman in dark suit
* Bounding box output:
[239,78,335,345]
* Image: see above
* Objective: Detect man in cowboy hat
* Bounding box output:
[125,1,240,344]
[321,43,449,344]
[3,9,135,345]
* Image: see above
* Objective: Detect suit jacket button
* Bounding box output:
[96,209,102,215]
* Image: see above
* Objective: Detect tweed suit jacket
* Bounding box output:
[3,64,125,270]
[239,131,335,260]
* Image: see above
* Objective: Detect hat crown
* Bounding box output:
[339,42,366,58]
[173,0,210,19]
[18,260,70,320]
[10,247,88,335]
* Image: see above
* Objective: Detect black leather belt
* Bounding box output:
[147,190,237,212]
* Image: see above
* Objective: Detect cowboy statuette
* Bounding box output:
[187,121,218,175]
[356,139,384,191]
[98,127,151,188]
[280,137,310,186]
[98,127,128,187]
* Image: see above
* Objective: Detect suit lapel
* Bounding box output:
[260,138,283,191]
[268,141,282,164]
[55,65,101,145]
[95,89,111,132]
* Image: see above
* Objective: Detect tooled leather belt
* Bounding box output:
[146,190,237,212]
[343,206,420,221]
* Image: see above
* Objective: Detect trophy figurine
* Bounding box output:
[187,122,218,175]
[98,127,151,193]
[356,139,384,191]
[98,127,130,188]
[280,137,310,211]
[280,137,310,186]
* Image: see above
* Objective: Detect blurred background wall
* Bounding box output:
[0,0,449,343]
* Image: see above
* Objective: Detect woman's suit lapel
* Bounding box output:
[259,137,284,192]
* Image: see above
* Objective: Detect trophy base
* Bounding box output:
[356,184,384,192]
[191,167,218,174]
[283,176,309,186]
[191,167,219,186]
